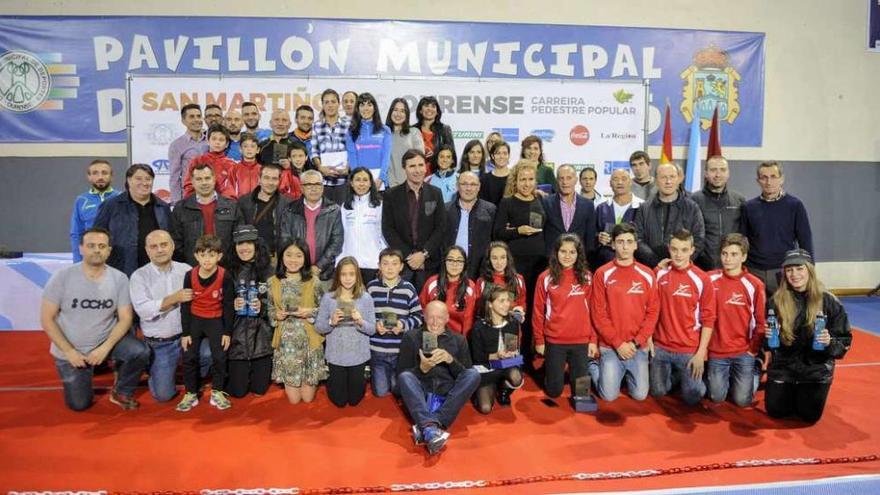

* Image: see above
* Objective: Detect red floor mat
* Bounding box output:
[1,330,878,493]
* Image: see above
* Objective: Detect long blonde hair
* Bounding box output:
[503,159,538,199]
[772,262,825,345]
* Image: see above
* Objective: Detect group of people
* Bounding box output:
[49,91,852,456]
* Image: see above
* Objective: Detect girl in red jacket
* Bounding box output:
[420,245,478,336]
[476,241,527,318]
[532,234,597,399]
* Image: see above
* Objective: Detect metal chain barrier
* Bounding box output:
[9,454,878,495]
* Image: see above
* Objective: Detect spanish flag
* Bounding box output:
[706,106,722,159]
[660,102,673,164]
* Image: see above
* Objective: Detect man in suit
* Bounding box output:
[444,171,496,280]
[542,164,597,259]
[593,169,644,267]
[382,149,447,292]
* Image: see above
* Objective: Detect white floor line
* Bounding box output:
[553,473,880,495]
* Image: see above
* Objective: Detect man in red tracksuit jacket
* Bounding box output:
[650,229,716,405]
[707,233,766,407]
[591,223,659,401]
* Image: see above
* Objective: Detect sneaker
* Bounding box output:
[109,389,139,410]
[176,392,199,412]
[411,424,424,445]
[422,425,450,455]
[210,390,232,410]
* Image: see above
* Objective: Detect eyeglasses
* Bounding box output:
[445,258,465,265]
[302,183,323,188]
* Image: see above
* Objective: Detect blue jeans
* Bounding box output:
[398,369,480,429]
[596,346,649,401]
[146,338,182,402]
[707,353,755,407]
[370,351,399,398]
[649,345,706,405]
[53,333,150,411]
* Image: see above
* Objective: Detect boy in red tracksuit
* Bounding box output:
[184,124,237,199]
[232,133,262,198]
[707,233,766,407]
[533,234,597,399]
[650,229,716,405]
[176,235,235,412]
[590,223,659,401]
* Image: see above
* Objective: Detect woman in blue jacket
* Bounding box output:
[345,93,392,190]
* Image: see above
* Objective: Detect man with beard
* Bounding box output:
[291,105,315,158]
[241,101,272,141]
[224,110,244,162]
[70,160,120,262]
[691,155,746,271]
[41,227,149,411]
[168,104,206,202]
[204,104,224,128]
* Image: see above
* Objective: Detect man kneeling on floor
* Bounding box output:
[397,301,480,455]
[41,227,149,411]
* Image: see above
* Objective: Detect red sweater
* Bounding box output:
[232,160,261,198]
[184,151,236,198]
[708,269,766,358]
[590,259,659,349]
[476,272,527,310]
[279,168,303,200]
[191,266,225,318]
[532,268,596,346]
[420,275,478,336]
[655,263,716,354]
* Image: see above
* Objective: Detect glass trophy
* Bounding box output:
[529,211,544,229]
[422,331,438,357]
[272,143,289,165]
[338,300,354,323]
[383,312,399,330]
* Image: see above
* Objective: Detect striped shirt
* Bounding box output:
[310,114,351,187]
[367,278,424,354]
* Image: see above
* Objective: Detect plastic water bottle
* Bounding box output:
[236,279,248,316]
[767,309,780,349]
[246,281,259,317]
[812,311,827,351]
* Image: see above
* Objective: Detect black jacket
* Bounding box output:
[237,188,294,253]
[691,185,746,270]
[93,193,172,276]
[766,291,852,384]
[633,193,705,267]
[541,193,597,257]
[397,327,472,395]
[170,195,241,266]
[228,262,274,361]
[424,123,456,170]
[281,198,343,280]
[382,182,447,273]
[444,195,497,280]
[469,318,520,366]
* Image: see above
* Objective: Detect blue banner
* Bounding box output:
[0,16,764,146]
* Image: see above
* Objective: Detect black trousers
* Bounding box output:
[182,316,227,394]
[226,356,273,398]
[327,362,367,408]
[765,380,832,424]
[544,342,590,398]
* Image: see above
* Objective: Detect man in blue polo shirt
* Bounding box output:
[70,160,120,262]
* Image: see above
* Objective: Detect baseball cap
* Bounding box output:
[232,225,259,243]
[781,248,812,267]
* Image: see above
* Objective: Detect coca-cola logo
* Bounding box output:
[570,125,590,146]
